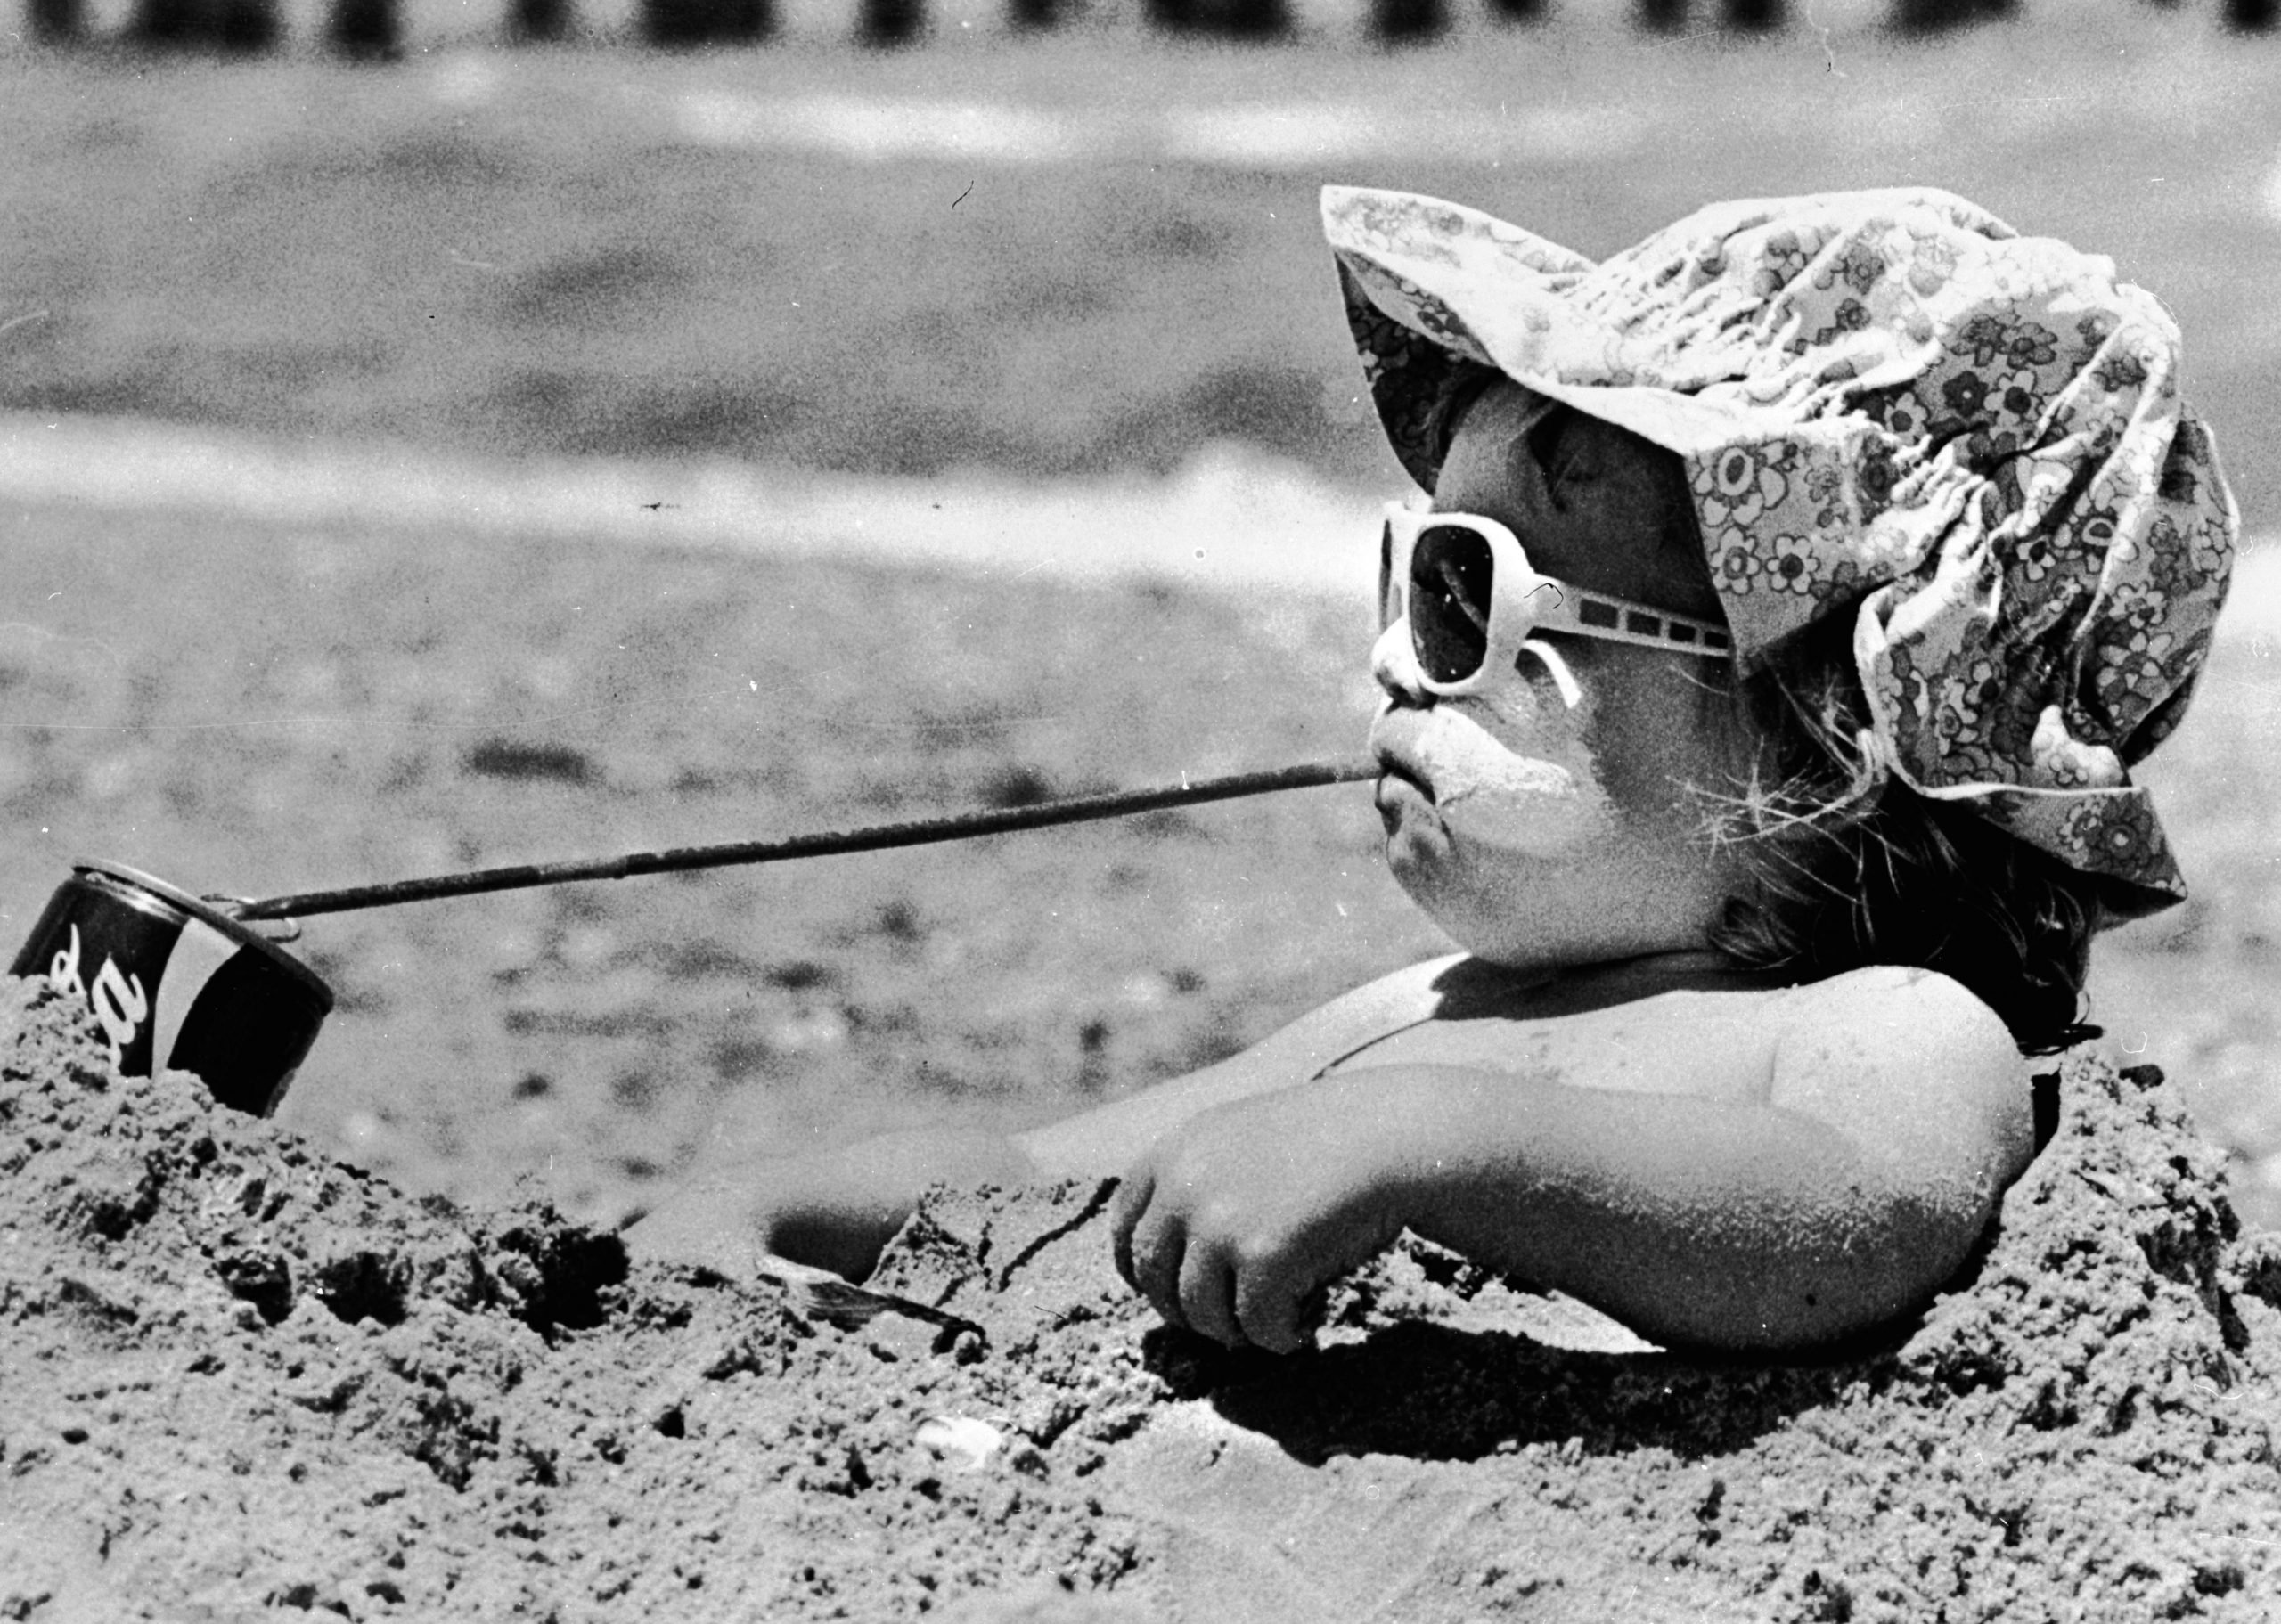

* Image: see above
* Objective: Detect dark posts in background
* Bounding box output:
[132,0,279,48]
[1148,0,1288,39]
[511,0,573,42]
[860,0,927,44]
[12,2,2277,76]
[27,0,79,37]
[1632,0,1791,28]
[327,0,400,54]
[1371,0,1444,43]
[640,0,769,43]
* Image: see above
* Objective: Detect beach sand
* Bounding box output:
[3,973,2277,1621]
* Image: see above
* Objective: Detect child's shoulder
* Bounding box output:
[1761,965,2019,1069]
[1428,954,2012,1043]
[1300,956,2022,1106]
[1756,967,2030,1166]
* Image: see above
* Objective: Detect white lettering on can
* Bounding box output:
[47,922,152,1069]
[47,923,82,994]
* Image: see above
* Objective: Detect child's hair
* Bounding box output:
[1501,390,2103,1056]
[1702,615,2103,1057]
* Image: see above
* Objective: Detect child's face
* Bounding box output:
[1369,383,1756,970]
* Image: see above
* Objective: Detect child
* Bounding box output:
[629,185,2236,1357]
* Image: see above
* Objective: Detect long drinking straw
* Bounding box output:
[226,755,1382,923]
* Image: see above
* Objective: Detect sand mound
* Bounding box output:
[3,975,2278,1622]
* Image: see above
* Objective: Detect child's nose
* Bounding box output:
[1371,619,1433,705]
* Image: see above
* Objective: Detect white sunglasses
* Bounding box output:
[1379,502,1732,706]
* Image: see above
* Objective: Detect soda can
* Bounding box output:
[10,860,334,1117]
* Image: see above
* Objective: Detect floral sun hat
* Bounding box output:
[1323,184,2237,918]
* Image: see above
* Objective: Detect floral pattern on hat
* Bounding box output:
[1324,184,2237,916]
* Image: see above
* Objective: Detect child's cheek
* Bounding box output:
[1409,695,1615,854]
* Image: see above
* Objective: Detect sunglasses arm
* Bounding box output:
[1517,638,1584,708]
[1484,551,1586,708]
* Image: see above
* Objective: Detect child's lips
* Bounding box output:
[1372,748,1436,817]
[1371,758,1440,853]
[1369,713,1439,804]
[1369,702,1590,836]
[1375,747,1424,786]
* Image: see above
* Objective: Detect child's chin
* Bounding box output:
[1404,885,1557,967]
[1386,820,1616,964]
[1388,835,1529,951]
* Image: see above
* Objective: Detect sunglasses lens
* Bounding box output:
[1410,524,1494,683]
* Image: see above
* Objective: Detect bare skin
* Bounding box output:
[1104,959,2026,1351]
[625,382,2033,1352]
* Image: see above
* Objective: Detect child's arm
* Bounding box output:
[1015,952,1465,1172]
[625,955,1466,1280]
[1111,967,2032,1353]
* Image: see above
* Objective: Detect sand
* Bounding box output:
[3,974,2278,1623]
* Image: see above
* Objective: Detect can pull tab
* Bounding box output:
[204,895,302,943]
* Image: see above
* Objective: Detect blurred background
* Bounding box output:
[4,0,2281,1230]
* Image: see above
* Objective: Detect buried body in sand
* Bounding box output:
[6,187,2281,1622]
